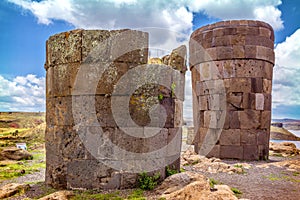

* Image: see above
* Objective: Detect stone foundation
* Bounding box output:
[45,29,186,189]
[189,20,274,160]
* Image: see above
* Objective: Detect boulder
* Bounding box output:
[39,190,74,200]
[0,183,30,199]
[0,147,33,161]
[156,172,237,200]
[156,171,209,195]
[269,142,300,157]
[181,150,244,174]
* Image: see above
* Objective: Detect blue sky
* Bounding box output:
[0,0,300,119]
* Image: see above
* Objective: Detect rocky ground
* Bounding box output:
[0,142,299,200]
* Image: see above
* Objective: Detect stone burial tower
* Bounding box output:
[45,29,186,189]
[190,20,274,160]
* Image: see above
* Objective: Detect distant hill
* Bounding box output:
[272,118,300,130]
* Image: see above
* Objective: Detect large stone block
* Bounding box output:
[235,59,265,78]
[46,29,82,66]
[220,145,243,159]
[47,97,74,126]
[241,129,257,145]
[227,92,243,110]
[261,111,271,129]
[238,110,261,129]
[243,145,259,160]
[110,30,148,64]
[82,30,111,62]
[219,129,241,146]
[224,78,251,93]
[67,160,120,189]
[203,111,223,129]
[263,79,272,94]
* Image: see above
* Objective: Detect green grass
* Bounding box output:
[233,164,243,168]
[231,187,242,197]
[264,173,300,183]
[71,189,147,200]
[72,191,122,200]
[293,172,300,176]
[127,189,145,200]
[0,149,45,182]
[209,178,220,188]
[0,161,45,181]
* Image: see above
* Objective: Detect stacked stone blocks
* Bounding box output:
[190,20,274,160]
[45,29,186,189]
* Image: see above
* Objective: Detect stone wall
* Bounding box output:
[45,29,186,189]
[189,20,274,160]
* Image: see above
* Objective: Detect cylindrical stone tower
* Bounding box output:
[190,20,274,160]
[45,29,185,189]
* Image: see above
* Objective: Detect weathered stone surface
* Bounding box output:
[0,183,30,199]
[168,45,187,73]
[46,29,82,66]
[39,190,74,200]
[190,21,274,160]
[220,145,243,159]
[238,110,261,129]
[269,142,300,157]
[157,171,238,200]
[0,147,33,161]
[219,129,241,146]
[67,160,119,189]
[45,29,185,189]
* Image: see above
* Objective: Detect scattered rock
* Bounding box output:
[38,190,74,200]
[269,142,300,157]
[257,159,300,171]
[0,147,33,161]
[156,172,237,200]
[181,150,244,174]
[0,183,30,199]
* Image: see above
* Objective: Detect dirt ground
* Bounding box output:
[3,155,299,200]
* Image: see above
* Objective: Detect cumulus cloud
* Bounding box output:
[8,0,284,42]
[273,28,300,109]
[6,0,286,117]
[0,74,45,111]
[187,0,283,30]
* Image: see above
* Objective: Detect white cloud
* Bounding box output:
[8,0,284,42]
[273,28,300,109]
[0,74,45,111]
[275,29,300,68]
[7,0,286,117]
[187,0,283,30]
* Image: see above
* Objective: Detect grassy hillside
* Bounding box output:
[0,112,45,149]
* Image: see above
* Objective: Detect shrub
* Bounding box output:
[138,172,160,190]
[166,166,178,177]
